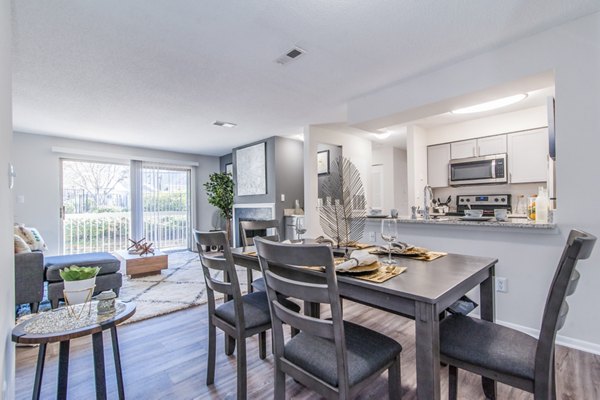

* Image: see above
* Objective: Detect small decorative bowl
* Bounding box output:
[96,290,117,315]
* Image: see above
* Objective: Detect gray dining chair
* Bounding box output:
[254,237,403,399]
[439,229,596,400]
[240,219,280,293]
[193,230,299,400]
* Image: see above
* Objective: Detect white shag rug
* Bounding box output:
[119,251,250,324]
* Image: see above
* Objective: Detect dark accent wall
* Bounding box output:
[317,143,342,200]
[274,137,304,234]
[233,137,276,205]
[219,153,232,173]
[231,136,304,237]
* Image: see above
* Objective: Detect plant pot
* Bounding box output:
[63,277,96,305]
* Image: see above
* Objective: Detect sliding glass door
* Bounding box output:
[61,159,192,254]
[142,164,191,250]
[61,160,130,254]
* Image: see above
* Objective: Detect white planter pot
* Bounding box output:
[63,277,96,305]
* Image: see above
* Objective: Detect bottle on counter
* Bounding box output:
[527,195,537,221]
[536,187,549,224]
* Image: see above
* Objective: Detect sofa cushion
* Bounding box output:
[14,224,48,252]
[14,235,31,254]
[45,252,120,281]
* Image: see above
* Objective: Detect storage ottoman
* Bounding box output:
[45,252,122,308]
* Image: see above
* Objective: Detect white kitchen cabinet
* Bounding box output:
[450,139,476,159]
[427,143,451,188]
[477,134,507,156]
[508,128,549,183]
[451,135,506,159]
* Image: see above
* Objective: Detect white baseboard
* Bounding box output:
[470,313,600,355]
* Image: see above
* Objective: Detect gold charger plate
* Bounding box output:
[337,261,381,274]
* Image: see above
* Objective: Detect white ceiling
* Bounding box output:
[12,1,600,156]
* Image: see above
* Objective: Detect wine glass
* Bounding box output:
[295,217,307,242]
[381,219,398,265]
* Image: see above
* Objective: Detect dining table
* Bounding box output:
[231,244,498,400]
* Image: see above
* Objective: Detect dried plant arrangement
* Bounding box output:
[319,156,366,250]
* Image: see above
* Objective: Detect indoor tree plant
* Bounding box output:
[59,265,100,305]
[204,171,234,244]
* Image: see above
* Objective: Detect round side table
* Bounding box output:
[12,301,136,400]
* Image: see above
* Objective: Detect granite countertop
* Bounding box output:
[366,215,555,229]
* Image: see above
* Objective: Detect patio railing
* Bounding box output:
[63,211,189,254]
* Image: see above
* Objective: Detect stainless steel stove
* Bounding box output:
[445,194,512,216]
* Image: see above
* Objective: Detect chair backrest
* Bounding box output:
[535,229,596,386]
[193,230,245,327]
[254,237,351,392]
[240,219,280,247]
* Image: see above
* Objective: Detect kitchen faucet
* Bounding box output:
[423,185,433,220]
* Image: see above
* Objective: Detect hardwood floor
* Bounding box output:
[15,301,600,399]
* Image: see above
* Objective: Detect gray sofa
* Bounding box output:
[14,251,122,310]
[14,252,45,313]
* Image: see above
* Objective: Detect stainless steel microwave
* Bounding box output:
[449,153,507,186]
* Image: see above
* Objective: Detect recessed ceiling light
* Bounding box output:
[451,94,528,114]
[213,121,237,128]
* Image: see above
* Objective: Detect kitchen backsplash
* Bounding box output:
[432,182,546,214]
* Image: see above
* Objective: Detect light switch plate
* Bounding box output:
[280,194,285,201]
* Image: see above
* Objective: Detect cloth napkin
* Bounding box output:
[335,250,378,272]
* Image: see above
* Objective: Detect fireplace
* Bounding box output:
[232,203,275,247]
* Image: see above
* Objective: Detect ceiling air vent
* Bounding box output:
[275,47,306,65]
[213,121,237,128]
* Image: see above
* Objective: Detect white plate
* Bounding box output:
[459,216,493,221]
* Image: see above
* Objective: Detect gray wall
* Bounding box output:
[219,153,232,173]
[274,137,304,233]
[232,136,304,236]
[11,132,220,254]
[233,137,276,205]
[317,143,342,200]
[0,0,14,396]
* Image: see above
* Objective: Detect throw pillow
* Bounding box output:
[14,224,48,251]
[14,235,31,254]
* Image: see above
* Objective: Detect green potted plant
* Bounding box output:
[204,172,234,244]
[60,265,100,305]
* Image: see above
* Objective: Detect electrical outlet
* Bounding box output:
[280,194,285,202]
[495,277,508,293]
[367,231,376,242]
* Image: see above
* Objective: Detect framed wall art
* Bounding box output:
[317,150,330,175]
[235,142,267,196]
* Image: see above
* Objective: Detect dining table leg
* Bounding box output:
[480,265,497,399]
[110,327,125,400]
[92,332,107,400]
[57,340,70,400]
[32,342,47,400]
[415,301,441,400]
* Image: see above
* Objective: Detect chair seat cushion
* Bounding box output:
[284,320,402,387]
[45,252,120,281]
[251,277,266,292]
[215,291,300,330]
[440,314,537,381]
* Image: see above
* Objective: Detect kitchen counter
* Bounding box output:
[366,215,556,230]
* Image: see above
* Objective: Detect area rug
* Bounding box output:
[119,251,250,324]
[16,251,252,325]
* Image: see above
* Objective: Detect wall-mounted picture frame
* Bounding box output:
[225,162,233,175]
[235,142,267,196]
[317,150,330,175]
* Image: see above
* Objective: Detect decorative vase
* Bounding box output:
[63,277,96,305]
